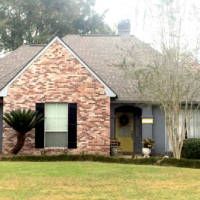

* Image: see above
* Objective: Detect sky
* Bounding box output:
[95,0,140,28]
[95,0,152,40]
[95,0,200,50]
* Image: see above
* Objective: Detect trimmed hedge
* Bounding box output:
[1,154,200,169]
[182,138,200,159]
[159,158,200,168]
[0,154,158,165]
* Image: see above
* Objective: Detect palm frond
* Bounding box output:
[3,109,44,135]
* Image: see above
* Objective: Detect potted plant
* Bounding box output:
[142,138,155,157]
[110,139,120,156]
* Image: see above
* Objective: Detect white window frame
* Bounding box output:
[44,103,68,148]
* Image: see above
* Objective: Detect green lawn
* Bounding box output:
[0,162,199,200]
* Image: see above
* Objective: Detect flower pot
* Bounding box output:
[111,146,118,156]
[142,148,151,158]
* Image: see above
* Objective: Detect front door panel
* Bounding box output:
[115,112,134,153]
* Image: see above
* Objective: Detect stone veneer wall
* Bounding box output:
[2,40,111,156]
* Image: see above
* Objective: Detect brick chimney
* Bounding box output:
[118,19,131,35]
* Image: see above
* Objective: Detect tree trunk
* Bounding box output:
[165,109,183,159]
[11,132,26,155]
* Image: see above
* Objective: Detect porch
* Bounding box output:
[110,103,166,156]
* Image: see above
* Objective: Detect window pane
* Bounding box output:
[187,110,200,138]
[46,118,57,132]
[45,103,57,131]
[57,103,68,117]
[45,132,68,147]
[46,103,56,118]
[57,104,68,131]
[45,103,68,132]
[57,118,68,131]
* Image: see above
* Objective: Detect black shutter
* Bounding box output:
[35,103,45,148]
[68,103,77,149]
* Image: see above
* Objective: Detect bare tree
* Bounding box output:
[120,1,200,159]
[121,43,200,159]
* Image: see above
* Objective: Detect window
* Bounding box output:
[186,110,200,138]
[179,109,200,139]
[45,103,68,147]
[168,109,200,151]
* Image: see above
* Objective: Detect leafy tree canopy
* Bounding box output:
[0,0,112,50]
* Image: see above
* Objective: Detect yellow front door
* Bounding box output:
[115,112,134,153]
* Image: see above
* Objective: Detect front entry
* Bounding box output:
[115,112,134,153]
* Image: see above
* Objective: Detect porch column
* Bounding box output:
[142,105,153,140]
[110,109,115,139]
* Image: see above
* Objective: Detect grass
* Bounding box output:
[0,162,199,200]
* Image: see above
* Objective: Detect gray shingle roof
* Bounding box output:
[0,35,159,102]
[0,45,43,90]
[63,35,159,101]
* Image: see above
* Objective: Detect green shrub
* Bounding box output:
[158,158,200,168]
[143,138,155,149]
[1,154,200,169]
[0,154,159,165]
[181,138,200,159]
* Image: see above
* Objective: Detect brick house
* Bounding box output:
[0,34,200,156]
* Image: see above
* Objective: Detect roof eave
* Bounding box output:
[0,36,117,98]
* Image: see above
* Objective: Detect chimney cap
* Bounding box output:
[118,19,131,35]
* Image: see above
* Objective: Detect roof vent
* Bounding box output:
[117,19,131,35]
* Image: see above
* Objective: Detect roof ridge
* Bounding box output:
[64,34,135,37]
[26,44,46,47]
[80,34,120,37]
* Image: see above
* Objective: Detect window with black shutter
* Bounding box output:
[45,103,68,147]
[68,103,77,149]
[35,103,45,148]
[35,103,77,149]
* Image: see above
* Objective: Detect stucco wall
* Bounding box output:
[152,106,166,154]
[2,40,110,155]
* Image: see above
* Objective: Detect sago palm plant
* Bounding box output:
[3,109,43,154]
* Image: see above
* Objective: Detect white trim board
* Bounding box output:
[0,36,117,97]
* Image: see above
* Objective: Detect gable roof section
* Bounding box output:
[0,35,160,101]
[0,45,43,95]
[0,37,116,97]
[62,35,160,101]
